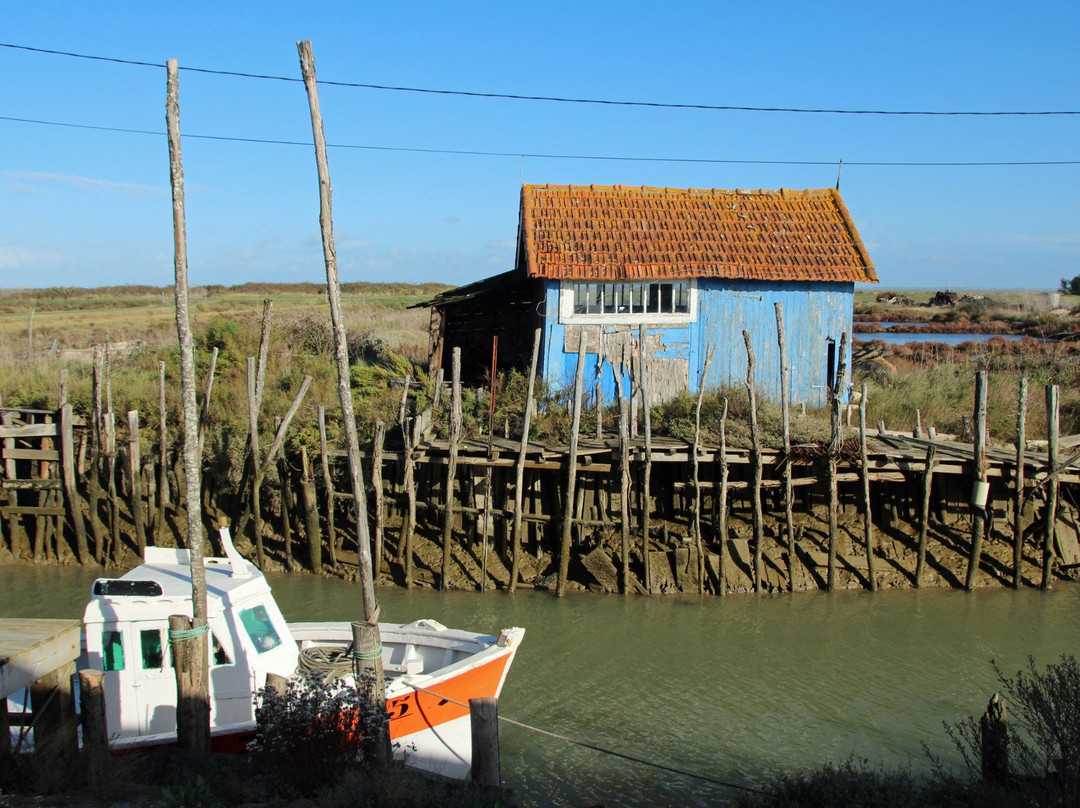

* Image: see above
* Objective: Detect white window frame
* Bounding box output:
[559,279,697,325]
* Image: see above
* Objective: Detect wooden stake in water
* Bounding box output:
[1013,378,1028,588]
[510,328,541,593]
[775,302,797,589]
[717,397,729,596]
[693,347,715,594]
[826,333,849,592]
[557,340,587,597]
[1042,384,1059,590]
[638,325,653,592]
[858,384,876,591]
[743,331,764,593]
[916,444,936,587]
[441,347,462,590]
[965,370,988,591]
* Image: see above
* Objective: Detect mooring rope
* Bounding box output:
[404,682,765,794]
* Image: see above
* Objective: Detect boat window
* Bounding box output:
[212,633,231,665]
[102,630,125,672]
[239,605,282,654]
[140,629,164,670]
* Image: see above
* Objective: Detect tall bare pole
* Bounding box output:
[775,303,798,589]
[510,328,541,593]
[297,41,389,762]
[165,57,209,753]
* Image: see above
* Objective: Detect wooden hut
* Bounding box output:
[420,184,877,404]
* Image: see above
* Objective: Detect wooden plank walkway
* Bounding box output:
[0,618,81,699]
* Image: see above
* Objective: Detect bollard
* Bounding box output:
[79,669,109,786]
[470,696,501,788]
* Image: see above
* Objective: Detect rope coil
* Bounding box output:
[351,644,384,661]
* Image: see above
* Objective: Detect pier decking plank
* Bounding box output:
[0,618,81,699]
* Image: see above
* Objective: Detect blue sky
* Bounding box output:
[2,1,1078,290]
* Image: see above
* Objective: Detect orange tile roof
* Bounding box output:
[520,184,877,284]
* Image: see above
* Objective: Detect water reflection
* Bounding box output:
[3,566,1078,807]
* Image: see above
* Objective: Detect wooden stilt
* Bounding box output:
[858,384,876,591]
[717,398,729,595]
[693,347,715,595]
[372,420,385,575]
[966,370,989,590]
[916,444,936,587]
[557,340,587,598]
[157,361,168,546]
[318,406,338,566]
[1012,378,1028,588]
[743,331,764,594]
[510,328,541,593]
[613,367,631,594]
[60,403,89,564]
[299,446,323,573]
[1042,384,1059,590]
[775,303,798,590]
[127,411,147,555]
[441,348,462,590]
[638,325,653,592]
[246,358,264,568]
[826,333,849,592]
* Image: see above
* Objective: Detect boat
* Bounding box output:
[79,528,524,780]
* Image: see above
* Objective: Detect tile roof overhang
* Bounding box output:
[520,184,878,284]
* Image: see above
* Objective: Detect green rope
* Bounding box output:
[351,644,383,661]
[169,624,209,641]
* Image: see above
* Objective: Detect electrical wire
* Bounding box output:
[2,41,1079,117]
[3,115,1079,168]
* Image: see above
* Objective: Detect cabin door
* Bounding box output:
[129,621,178,736]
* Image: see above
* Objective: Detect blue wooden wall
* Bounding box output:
[538,278,853,408]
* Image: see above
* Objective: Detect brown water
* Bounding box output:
[3,564,1078,807]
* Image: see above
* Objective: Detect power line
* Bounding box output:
[3,41,1079,118]
[4,114,1079,168]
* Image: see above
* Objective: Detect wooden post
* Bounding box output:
[60,403,89,564]
[638,326,653,592]
[966,370,989,591]
[858,384,876,591]
[88,346,105,562]
[775,303,798,590]
[78,669,109,785]
[276,419,294,571]
[827,333,849,592]
[255,299,273,410]
[469,697,501,788]
[916,444,936,587]
[481,465,492,592]
[105,410,121,564]
[127,410,147,555]
[743,331,764,594]
[298,40,381,626]
[299,446,322,573]
[167,57,210,753]
[351,619,390,764]
[441,348,462,590]
[401,417,420,588]
[614,366,632,594]
[1042,385,1059,590]
[717,398,729,596]
[157,361,168,546]
[510,328,541,593]
[197,346,218,458]
[1013,378,1028,588]
[246,358,264,568]
[372,420,385,575]
[693,348,715,595]
[318,406,338,567]
[557,340,587,597]
[29,661,77,762]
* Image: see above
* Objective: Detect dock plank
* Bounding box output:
[0,618,81,699]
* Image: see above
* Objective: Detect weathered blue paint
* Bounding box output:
[537,278,853,407]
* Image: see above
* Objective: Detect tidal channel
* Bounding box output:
[2,565,1077,807]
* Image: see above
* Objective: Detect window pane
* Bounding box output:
[589,283,602,314]
[647,284,661,313]
[239,605,282,654]
[102,630,125,672]
[674,282,689,313]
[632,284,644,313]
[602,283,617,313]
[573,284,588,314]
[660,283,674,312]
[140,629,164,670]
[617,284,633,313]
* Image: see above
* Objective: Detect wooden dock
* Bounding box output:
[0,618,81,700]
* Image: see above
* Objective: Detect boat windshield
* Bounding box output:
[239,604,282,653]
